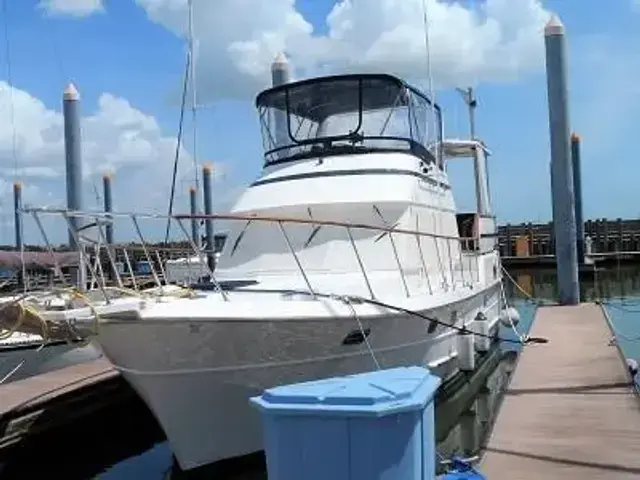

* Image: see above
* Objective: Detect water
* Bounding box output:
[505,265,640,361]
[1,266,640,479]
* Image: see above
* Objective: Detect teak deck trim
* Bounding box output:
[480,303,640,479]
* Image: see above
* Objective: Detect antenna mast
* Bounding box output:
[456,87,477,140]
[421,0,436,105]
[421,0,442,168]
[187,0,200,195]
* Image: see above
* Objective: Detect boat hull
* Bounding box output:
[95,283,502,470]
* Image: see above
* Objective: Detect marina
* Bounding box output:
[0,2,638,479]
[499,218,640,265]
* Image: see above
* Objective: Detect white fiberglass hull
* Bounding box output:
[94,282,502,470]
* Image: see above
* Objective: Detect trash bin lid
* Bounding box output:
[250,366,441,417]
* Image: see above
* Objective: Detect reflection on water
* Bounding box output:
[95,350,525,479]
[436,351,517,462]
[504,265,640,303]
[3,265,640,478]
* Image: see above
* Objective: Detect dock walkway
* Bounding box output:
[481,303,640,479]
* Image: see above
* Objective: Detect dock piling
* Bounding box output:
[13,182,22,251]
[102,172,115,280]
[189,186,199,248]
[202,164,215,271]
[102,173,113,245]
[544,14,579,304]
[570,133,585,263]
[63,83,86,289]
[617,218,624,253]
[271,53,290,158]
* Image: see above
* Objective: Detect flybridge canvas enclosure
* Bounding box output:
[256,74,443,166]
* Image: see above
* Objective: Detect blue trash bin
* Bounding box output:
[250,366,442,480]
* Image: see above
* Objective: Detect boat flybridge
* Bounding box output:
[9,73,506,471]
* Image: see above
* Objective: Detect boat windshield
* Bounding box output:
[256,74,443,166]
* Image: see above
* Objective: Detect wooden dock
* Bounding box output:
[0,358,123,450]
[502,252,640,269]
[498,218,640,258]
[480,303,640,479]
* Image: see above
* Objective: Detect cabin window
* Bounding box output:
[256,74,443,166]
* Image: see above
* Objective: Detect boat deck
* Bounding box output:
[480,303,640,479]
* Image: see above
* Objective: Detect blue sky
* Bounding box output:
[0,0,639,244]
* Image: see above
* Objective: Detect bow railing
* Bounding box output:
[18,207,487,302]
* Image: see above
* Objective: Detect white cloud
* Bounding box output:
[0,82,234,245]
[0,81,189,184]
[38,0,105,17]
[135,0,552,102]
[0,167,60,179]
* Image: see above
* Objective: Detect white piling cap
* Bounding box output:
[544,14,565,36]
[63,83,80,101]
[271,52,289,70]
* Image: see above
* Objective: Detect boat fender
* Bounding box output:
[627,358,639,377]
[499,306,520,327]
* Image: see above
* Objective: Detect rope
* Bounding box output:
[164,51,191,243]
[0,302,26,341]
[0,342,47,385]
[0,294,49,341]
[598,301,640,343]
[500,261,640,347]
[348,295,548,345]
[1,284,196,344]
[498,267,528,344]
[500,264,551,306]
[499,259,640,346]
[1,283,196,382]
